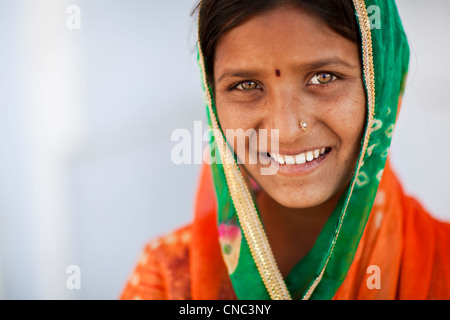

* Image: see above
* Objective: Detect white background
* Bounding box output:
[0,0,448,299]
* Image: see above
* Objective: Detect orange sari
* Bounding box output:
[121,0,450,300]
[120,160,450,300]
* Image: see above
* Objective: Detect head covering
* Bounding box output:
[195,0,410,300]
[118,0,450,301]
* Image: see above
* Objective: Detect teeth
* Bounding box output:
[295,153,306,164]
[285,155,295,165]
[269,148,328,165]
[314,149,320,158]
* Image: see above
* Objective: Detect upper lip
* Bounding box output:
[263,147,330,156]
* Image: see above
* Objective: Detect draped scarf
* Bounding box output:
[191,0,448,300]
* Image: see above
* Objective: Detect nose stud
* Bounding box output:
[299,120,307,132]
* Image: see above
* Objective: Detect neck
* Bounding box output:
[256,188,344,278]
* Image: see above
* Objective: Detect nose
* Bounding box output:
[265,86,311,146]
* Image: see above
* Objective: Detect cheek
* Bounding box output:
[339,111,366,177]
[215,97,261,131]
[345,88,367,144]
[324,83,366,144]
[215,98,260,162]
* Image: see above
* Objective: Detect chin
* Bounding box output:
[270,190,328,209]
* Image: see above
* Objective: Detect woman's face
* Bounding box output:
[213,4,366,209]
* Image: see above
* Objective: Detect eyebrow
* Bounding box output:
[301,57,356,70]
[216,57,356,83]
[217,70,262,83]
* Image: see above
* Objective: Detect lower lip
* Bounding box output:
[263,150,331,176]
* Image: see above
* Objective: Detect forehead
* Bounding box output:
[213,4,358,75]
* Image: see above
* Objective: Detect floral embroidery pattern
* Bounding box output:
[218,223,242,275]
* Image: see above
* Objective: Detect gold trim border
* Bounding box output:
[197,46,292,301]
[302,0,376,299]
[196,0,375,300]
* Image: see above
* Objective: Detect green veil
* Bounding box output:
[197,0,410,299]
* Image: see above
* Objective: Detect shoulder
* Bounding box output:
[120,224,193,300]
[404,194,450,239]
[401,195,450,299]
[428,213,450,299]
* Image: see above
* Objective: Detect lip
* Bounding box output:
[260,148,332,176]
[268,147,329,156]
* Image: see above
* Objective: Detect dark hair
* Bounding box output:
[193,0,361,89]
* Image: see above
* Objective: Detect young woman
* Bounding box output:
[121,0,450,300]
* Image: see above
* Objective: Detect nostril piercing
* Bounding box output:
[299,120,307,132]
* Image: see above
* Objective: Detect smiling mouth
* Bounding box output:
[267,147,332,165]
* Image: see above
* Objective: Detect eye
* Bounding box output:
[309,72,337,85]
[235,81,261,91]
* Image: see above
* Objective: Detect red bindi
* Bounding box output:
[275,69,281,77]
